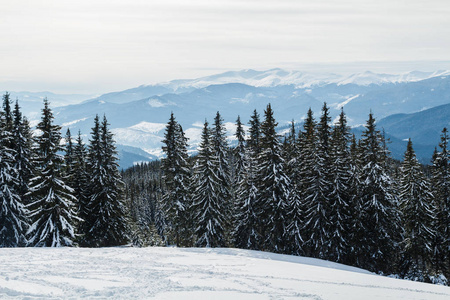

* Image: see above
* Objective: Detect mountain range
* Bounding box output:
[13,69,450,168]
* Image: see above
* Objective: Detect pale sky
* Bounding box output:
[1,0,450,94]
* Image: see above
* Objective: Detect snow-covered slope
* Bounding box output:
[0,247,447,299]
[160,69,450,90]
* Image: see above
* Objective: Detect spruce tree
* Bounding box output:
[355,113,402,273]
[248,109,261,156]
[64,129,74,176]
[399,139,436,280]
[286,120,304,256]
[256,104,290,253]
[71,131,88,233]
[82,115,129,247]
[431,128,450,278]
[328,109,354,263]
[0,95,28,247]
[211,111,232,242]
[191,120,226,247]
[233,115,261,249]
[302,104,333,259]
[161,112,191,246]
[27,98,78,247]
[11,100,34,205]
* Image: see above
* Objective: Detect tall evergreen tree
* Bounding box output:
[0,95,28,247]
[71,131,88,232]
[431,128,450,278]
[191,120,226,247]
[64,129,74,176]
[82,115,129,247]
[234,115,261,249]
[328,109,354,263]
[286,120,304,256]
[256,104,290,253]
[211,111,232,242]
[27,98,78,247]
[247,109,261,155]
[302,104,333,259]
[161,112,191,246]
[399,139,436,280]
[11,100,34,204]
[2,92,13,133]
[355,113,402,273]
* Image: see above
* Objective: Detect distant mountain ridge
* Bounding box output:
[10,68,450,168]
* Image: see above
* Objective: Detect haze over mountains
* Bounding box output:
[11,69,450,168]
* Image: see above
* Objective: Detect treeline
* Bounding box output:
[0,93,128,248]
[125,103,449,284]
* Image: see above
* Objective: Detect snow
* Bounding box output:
[335,94,360,109]
[156,69,450,90]
[62,117,88,127]
[0,247,448,299]
[129,122,166,134]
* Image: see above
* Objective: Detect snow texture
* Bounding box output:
[0,247,448,299]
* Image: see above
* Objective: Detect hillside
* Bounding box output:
[0,247,448,299]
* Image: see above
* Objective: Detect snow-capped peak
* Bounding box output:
[151,69,450,91]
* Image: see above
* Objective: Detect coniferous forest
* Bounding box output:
[0,92,449,285]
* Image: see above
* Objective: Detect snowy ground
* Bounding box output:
[0,247,448,299]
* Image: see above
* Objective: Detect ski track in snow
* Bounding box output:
[0,247,448,299]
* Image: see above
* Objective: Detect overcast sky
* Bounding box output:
[1,0,450,94]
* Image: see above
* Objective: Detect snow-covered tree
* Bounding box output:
[211,111,232,241]
[256,104,290,253]
[325,109,354,263]
[233,115,261,249]
[191,120,226,247]
[161,112,191,246]
[431,128,450,278]
[398,139,436,280]
[82,115,129,247]
[285,120,304,256]
[27,98,78,247]
[354,113,402,273]
[0,94,29,247]
[301,104,333,259]
[11,100,34,205]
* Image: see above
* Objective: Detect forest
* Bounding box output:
[0,92,448,285]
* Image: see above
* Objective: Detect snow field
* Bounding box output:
[0,247,448,299]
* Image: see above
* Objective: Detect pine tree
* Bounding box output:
[11,100,34,205]
[302,104,333,259]
[286,120,304,256]
[161,112,191,246]
[64,129,74,177]
[0,95,28,247]
[82,115,129,247]
[328,109,354,263]
[248,109,261,155]
[2,92,13,133]
[233,116,246,185]
[71,131,88,234]
[233,115,261,249]
[211,111,232,243]
[399,139,436,280]
[355,113,402,273]
[431,128,450,278]
[256,104,290,253]
[27,98,78,247]
[191,120,226,247]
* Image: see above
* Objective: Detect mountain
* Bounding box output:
[375,102,450,162]
[2,91,93,121]
[1,247,448,299]
[13,68,450,168]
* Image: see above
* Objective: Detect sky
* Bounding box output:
[1,0,450,94]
